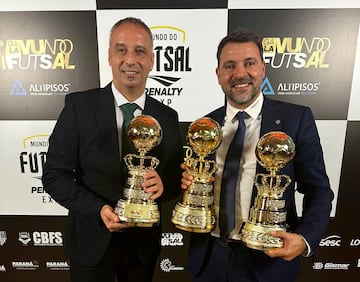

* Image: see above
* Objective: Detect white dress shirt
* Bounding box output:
[111,83,145,154]
[212,94,263,240]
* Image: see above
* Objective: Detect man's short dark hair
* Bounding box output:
[216,29,263,66]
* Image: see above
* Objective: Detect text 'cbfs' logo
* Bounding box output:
[18,231,63,246]
[262,37,330,69]
[0,39,75,70]
[146,25,192,106]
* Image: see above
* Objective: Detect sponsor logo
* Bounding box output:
[18,231,63,246]
[0,39,75,70]
[46,261,70,271]
[146,25,192,106]
[350,238,360,246]
[262,76,320,96]
[312,262,323,270]
[262,37,330,69]
[18,232,31,245]
[276,82,320,95]
[20,134,57,204]
[20,134,49,177]
[312,262,350,270]
[10,80,27,96]
[323,263,350,270]
[12,261,39,270]
[319,235,341,247]
[159,258,184,273]
[9,79,71,96]
[161,232,184,246]
[33,231,63,246]
[0,231,7,246]
[261,77,275,95]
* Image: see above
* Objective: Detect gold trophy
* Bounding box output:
[241,131,295,250]
[171,117,222,232]
[114,115,162,227]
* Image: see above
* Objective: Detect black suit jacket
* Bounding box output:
[42,83,182,266]
[187,96,334,282]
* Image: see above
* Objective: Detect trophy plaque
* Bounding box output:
[241,131,295,250]
[114,115,162,227]
[171,117,222,232]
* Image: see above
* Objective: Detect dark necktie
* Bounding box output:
[120,103,138,157]
[219,111,246,239]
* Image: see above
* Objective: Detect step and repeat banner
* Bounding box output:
[0,0,359,281]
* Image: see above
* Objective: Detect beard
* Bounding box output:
[224,86,260,108]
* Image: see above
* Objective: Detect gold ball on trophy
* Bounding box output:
[256,131,295,171]
[128,115,162,154]
[188,117,222,157]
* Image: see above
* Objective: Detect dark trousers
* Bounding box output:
[193,237,258,282]
[70,232,156,282]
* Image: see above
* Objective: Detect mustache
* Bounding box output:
[230,78,252,86]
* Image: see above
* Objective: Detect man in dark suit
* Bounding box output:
[180,29,333,282]
[42,17,182,282]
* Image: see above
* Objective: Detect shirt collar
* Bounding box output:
[226,93,263,121]
[111,82,145,111]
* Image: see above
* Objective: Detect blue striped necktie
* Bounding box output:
[219,111,246,239]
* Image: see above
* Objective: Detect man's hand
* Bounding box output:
[180,163,193,190]
[100,204,134,232]
[264,230,307,261]
[142,170,163,200]
[180,163,214,191]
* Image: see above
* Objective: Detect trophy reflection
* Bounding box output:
[114,115,162,227]
[241,131,295,250]
[171,117,222,232]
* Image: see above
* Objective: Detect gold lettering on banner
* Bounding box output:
[262,37,331,69]
[0,39,75,70]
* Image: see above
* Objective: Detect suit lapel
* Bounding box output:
[93,84,121,163]
[250,96,287,203]
[260,97,285,135]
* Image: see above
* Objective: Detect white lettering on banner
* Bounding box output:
[46,261,70,270]
[12,261,39,270]
[33,231,63,246]
[161,232,184,246]
[324,263,350,270]
[350,239,360,246]
[319,235,341,247]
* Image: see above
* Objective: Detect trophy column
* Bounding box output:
[171,117,222,233]
[241,131,295,250]
[114,115,162,227]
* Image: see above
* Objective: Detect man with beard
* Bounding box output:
[180,29,333,282]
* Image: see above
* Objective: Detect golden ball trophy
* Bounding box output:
[241,131,295,250]
[171,117,222,232]
[115,115,162,227]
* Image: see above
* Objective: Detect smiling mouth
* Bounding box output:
[123,70,139,75]
[233,83,251,90]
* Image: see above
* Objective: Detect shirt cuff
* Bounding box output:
[300,235,313,257]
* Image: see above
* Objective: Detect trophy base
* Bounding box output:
[171,202,215,233]
[114,199,160,227]
[241,221,285,250]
